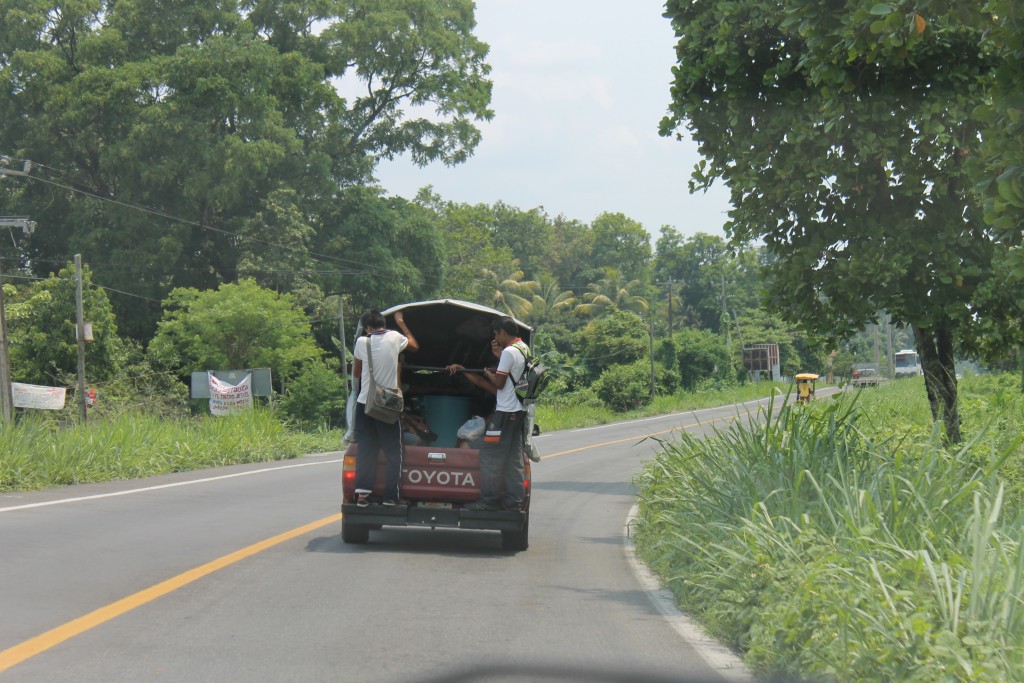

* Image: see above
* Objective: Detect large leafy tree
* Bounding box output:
[590,212,652,283]
[0,0,492,339]
[972,0,1024,372]
[662,0,1012,442]
[546,216,596,291]
[315,186,445,312]
[975,0,1024,272]
[413,191,516,301]
[486,201,553,278]
[148,278,321,384]
[573,309,649,380]
[7,262,125,385]
[653,229,762,333]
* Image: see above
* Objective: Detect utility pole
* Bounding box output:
[337,293,349,397]
[0,256,11,425]
[0,216,36,426]
[1,158,37,423]
[648,316,656,400]
[655,277,677,337]
[886,312,894,379]
[75,254,87,424]
[0,157,32,178]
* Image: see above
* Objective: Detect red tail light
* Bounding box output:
[342,454,357,484]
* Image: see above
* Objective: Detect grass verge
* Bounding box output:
[633,374,1024,681]
[0,409,342,493]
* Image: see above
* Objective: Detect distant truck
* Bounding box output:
[851,363,881,387]
[340,299,533,551]
[893,349,922,378]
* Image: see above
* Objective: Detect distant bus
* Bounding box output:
[893,349,921,378]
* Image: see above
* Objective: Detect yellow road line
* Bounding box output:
[0,410,742,672]
[0,513,343,674]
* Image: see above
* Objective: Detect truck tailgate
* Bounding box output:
[400,445,482,502]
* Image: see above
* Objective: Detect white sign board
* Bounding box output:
[208,373,253,416]
[12,383,67,410]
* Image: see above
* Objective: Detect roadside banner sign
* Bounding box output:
[190,368,272,398]
[208,373,253,416]
[12,383,67,410]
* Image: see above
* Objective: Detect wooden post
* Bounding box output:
[75,254,87,424]
[0,255,12,424]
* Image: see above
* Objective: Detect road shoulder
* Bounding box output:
[624,504,754,683]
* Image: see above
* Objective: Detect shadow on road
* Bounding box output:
[305,526,519,557]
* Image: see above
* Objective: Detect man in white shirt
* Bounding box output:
[352,308,418,506]
[464,316,527,511]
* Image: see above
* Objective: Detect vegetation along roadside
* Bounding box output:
[634,373,1024,682]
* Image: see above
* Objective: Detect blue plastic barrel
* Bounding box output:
[420,395,472,447]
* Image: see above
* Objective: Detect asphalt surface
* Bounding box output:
[0,397,790,683]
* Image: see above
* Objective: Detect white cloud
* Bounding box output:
[374,0,732,239]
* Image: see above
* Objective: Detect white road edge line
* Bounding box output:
[562,395,779,435]
[0,458,343,513]
[624,504,754,683]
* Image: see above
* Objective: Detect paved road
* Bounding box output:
[0,398,782,683]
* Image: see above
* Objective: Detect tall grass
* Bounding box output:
[634,377,1024,681]
[0,409,341,492]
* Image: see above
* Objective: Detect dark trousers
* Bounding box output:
[478,411,526,508]
[354,402,403,500]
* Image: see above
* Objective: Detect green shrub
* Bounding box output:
[594,360,651,412]
[277,360,346,429]
[671,328,731,390]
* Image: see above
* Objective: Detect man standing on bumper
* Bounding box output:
[466,316,526,512]
[352,309,418,506]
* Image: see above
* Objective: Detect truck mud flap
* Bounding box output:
[341,503,525,531]
[457,509,526,531]
[341,503,411,527]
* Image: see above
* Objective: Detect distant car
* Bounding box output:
[851,365,881,387]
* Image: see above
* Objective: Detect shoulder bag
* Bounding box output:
[363,335,404,423]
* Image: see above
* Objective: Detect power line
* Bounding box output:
[14,161,446,278]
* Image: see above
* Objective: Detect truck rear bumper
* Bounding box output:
[341,503,526,531]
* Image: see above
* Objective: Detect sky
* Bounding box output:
[373,0,734,242]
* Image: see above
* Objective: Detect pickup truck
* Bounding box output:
[851,364,881,387]
[340,299,533,551]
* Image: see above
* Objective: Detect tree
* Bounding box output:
[573,309,648,379]
[546,215,596,290]
[314,186,444,312]
[237,188,322,311]
[148,279,321,386]
[661,0,1009,442]
[476,263,536,320]
[974,0,1024,278]
[0,0,492,339]
[487,201,553,278]
[413,191,516,301]
[522,274,577,327]
[590,212,652,283]
[661,328,731,391]
[575,267,649,318]
[653,229,763,333]
[7,262,125,385]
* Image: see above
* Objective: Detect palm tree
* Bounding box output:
[523,274,576,324]
[478,262,538,319]
[575,267,649,317]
